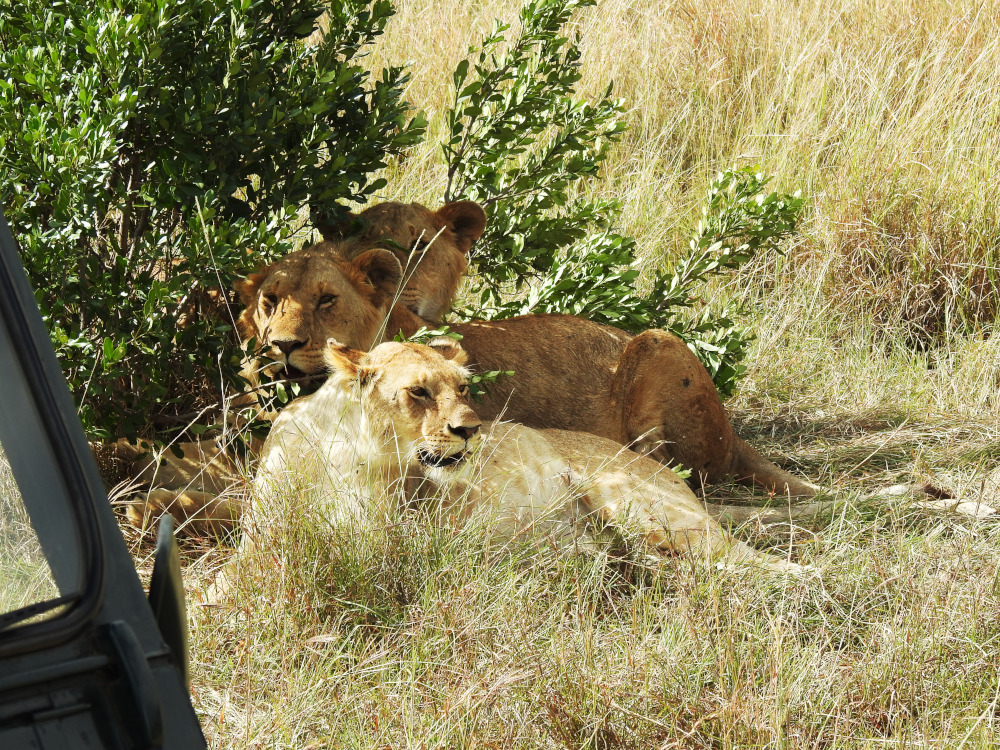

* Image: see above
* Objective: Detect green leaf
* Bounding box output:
[1,0,424,441]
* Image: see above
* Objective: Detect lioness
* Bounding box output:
[238,200,818,495]
[250,338,803,572]
[132,200,818,534]
[315,199,486,323]
[124,246,405,534]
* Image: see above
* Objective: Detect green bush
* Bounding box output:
[1,0,802,442]
[441,0,804,395]
[0,0,423,439]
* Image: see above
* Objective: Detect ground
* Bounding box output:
[120,0,1000,745]
[120,319,1000,747]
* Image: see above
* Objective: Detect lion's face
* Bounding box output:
[236,244,402,378]
[322,200,487,323]
[325,339,483,468]
[237,201,488,379]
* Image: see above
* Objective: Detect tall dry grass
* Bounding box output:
[180,492,1000,748]
[371,0,1000,345]
[166,1,1000,746]
[0,448,59,615]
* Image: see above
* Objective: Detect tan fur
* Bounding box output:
[137,199,817,536]
[111,437,245,536]
[249,342,802,572]
[235,245,402,380]
[326,339,483,466]
[130,488,241,537]
[319,201,486,323]
[240,201,818,498]
[241,341,485,558]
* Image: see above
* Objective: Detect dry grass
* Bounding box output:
[0,449,60,615]
[371,0,1000,341]
[119,0,1000,746]
[174,481,1000,748]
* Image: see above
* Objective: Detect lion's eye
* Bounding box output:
[408,386,431,400]
[458,384,470,397]
[317,293,337,308]
[262,293,277,312]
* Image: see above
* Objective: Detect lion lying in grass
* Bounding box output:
[132,200,993,537]
[239,200,819,495]
[131,199,822,535]
[248,338,804,572]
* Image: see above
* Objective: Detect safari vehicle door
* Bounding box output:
[0,209,206,749]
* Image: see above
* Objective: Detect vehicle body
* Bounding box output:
[0,209,206,748]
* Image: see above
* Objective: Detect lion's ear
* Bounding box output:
[324,340,377,396]
[315,210,362,240]
[235,268,271,341]
[436,201,487,254]
[353,248,402,305]
[235,268,270,307]
[426,336,469,366]
[323,340,366,377]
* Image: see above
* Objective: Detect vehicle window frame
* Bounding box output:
[0,210,105,656]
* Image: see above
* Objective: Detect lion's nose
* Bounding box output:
[273,338,305,357]
[448,423,480,441]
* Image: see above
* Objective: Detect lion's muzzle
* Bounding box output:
[417,448,472,468]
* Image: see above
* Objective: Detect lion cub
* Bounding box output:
[249,338,803,573]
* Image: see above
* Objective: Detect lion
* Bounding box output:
[130,200,995,536]
[316,200,487,323]
[131,199,820,535]
[234,240,404,379]
[123,244,407,535]
[239,200,819,496]
[247,338,804,572]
